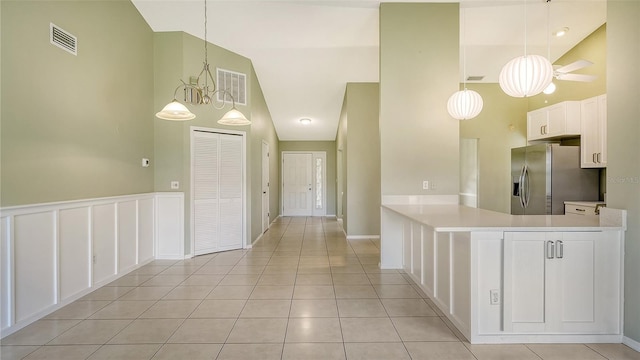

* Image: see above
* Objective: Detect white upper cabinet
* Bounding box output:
[527,101,581,141]
[581,94,607,168]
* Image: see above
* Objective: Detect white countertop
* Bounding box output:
[382,204,623,232]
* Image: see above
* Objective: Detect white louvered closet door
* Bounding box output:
[193,131,243,255]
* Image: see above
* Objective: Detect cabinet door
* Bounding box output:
[546,103,568,137]
[597,95,607,166]
[527,109,547,141]
[551,232,621,333]
[503,232,547,332]
[581,96,600,168]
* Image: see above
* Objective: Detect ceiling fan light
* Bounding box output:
[156,100,196,121]
[543,82,556,94]
[499,54,554,98]
[447,89,484,120]
[218,108,251,126]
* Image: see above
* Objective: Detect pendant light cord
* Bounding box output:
[462,7,467,90]
[524,0,527,56]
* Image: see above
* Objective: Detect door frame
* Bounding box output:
[189,126,248,256]
[281,151,327,217]
[261,140,270,233]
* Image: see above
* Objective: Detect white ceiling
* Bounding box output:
[132,0,606,141]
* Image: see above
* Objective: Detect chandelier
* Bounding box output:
[155,0,250,125]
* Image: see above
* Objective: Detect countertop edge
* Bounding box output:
[382,204,626,232]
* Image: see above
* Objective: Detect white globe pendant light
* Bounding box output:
[447,8,483,120]
[447,88,483,120]
[499,54,553,97]
[498,0,554,98]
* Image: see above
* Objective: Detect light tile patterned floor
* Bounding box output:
[1,217,639,359]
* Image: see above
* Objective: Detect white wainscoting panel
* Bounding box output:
[138,198,155,263]
[93,204,117,285]
[59,207,91,302]
[0,192,183,337]
[0,217,11,330]
[14,212,56,323]
[118,201,138,273]
[156,193,185,259]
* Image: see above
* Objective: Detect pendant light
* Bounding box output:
[155,0,250,125]
[447,7,483,120]
[498,0,553,98]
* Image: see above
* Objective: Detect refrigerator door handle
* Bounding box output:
[518,165,526,208]
[522,165,531,209]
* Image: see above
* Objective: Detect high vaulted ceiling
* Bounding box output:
[132,0,607,141]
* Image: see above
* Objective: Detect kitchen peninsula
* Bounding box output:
[380,198,626,344]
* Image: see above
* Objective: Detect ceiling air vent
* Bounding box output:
[466,75,485,81]
[217,68,247,106]
[50,23,77,56]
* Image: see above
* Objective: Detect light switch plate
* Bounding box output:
[170,181,179,190]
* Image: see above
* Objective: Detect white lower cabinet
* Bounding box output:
[503,231,621,334]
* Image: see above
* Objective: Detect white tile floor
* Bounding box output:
[1,216,639,359]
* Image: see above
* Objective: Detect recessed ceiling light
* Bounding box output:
[553,27,570,37]
[299,118,311,125]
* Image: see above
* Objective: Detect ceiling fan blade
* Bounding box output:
[555,59,594,74]
[556,73,597,82]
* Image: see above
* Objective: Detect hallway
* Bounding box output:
[1,217,638,359]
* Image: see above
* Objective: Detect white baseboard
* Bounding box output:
[624,336,640,352]
[347,235,381,240]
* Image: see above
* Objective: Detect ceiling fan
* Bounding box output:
[553,59,597,82]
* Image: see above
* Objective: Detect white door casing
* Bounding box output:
[191,127,246,256]
[262,141,270,233]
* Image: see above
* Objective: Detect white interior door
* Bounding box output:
[193,130,243,256]
[262,141,270,233]
[282,153,312,216]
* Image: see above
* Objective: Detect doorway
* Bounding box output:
[282,151,326,216]
[460,138,479,208]
[190,127,246,256]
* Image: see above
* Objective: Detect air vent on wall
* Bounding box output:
[50,23,77,56]
[467,75,485,81]
[217,68,247,106]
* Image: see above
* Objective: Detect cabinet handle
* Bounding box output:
[593,153,597,163]
[540,125,544,135]
[597,153,602,163]
[546,240,555,259]
[576,208,586,212]
[556,240,564,259]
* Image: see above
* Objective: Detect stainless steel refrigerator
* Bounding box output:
[511,144,599,215]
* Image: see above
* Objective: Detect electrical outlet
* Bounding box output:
[171,181,180,190]
[422,180,429,190]
[490,289,500,305]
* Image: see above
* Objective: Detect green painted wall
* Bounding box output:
[154,32,278,253]
[380,3,460,196]
[342,83,380,236]
[336,91,348,230]
[249,65,279,242]
[460,84,528,213]
[607,0,640,344]
[1,0,154,206]
[528,25,607,111]
[279,141,337,216]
